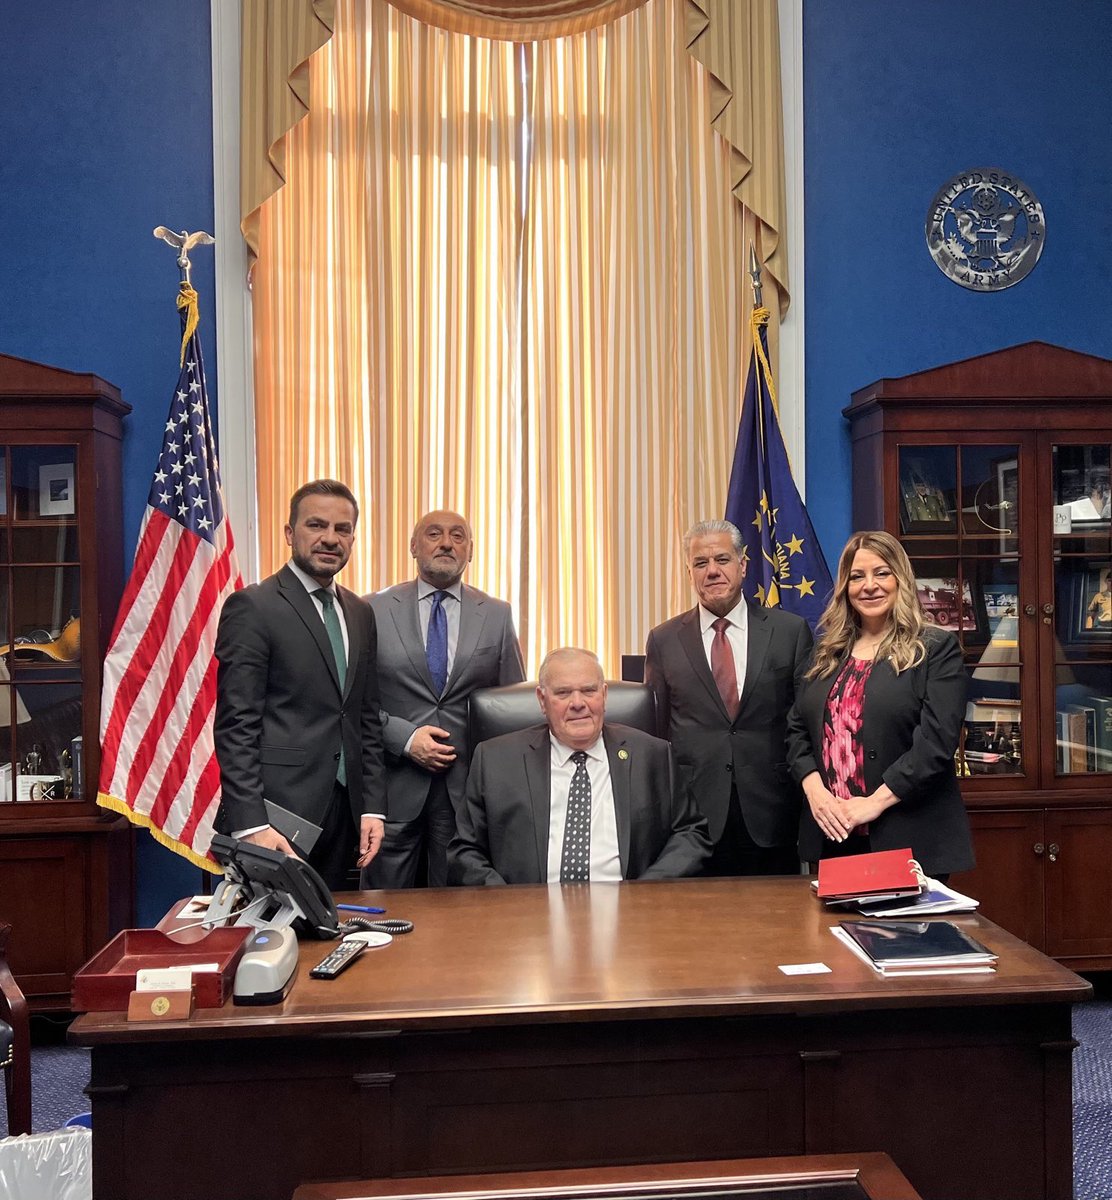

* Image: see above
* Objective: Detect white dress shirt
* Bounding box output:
[698,598,748,704]
[545,734,621,883]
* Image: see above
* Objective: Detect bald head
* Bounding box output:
[411,509,473,588]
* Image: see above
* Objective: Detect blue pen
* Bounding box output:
[337,903,386,915]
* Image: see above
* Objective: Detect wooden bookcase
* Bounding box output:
[847,340,1112,968]
[0,353,134,1009]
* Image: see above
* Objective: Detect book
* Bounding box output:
[837,919,997,969]
[1057,707,1092,774]
[816,847,922,903]
[854,877,979,917]
[1088,696,1112,772]
[1065,704,1097,772]
[830,926,996,977]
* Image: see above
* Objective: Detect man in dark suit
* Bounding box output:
[645,519,812,875]
[364,510,525,888]
[448,647,711,885]
[214,479,386,888]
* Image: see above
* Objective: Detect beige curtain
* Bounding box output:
[250,0,784,673]
[241,0,788,298]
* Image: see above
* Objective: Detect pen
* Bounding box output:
[337,903,386,915]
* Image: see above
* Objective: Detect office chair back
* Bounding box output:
[468,680,656,747]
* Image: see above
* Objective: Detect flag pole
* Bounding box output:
[748,242,763,309]
[153,226,215,286]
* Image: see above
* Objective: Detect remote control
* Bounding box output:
[309,939,365,979]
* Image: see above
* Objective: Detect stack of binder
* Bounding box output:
[831,919,998,977]
[815,847,923,906]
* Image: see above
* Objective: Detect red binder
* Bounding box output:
[816,847,922,902]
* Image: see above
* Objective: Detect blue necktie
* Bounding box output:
[426,590,449,695]
[315,589,347,787]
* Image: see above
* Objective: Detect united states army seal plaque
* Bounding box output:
[925,168,1045,291]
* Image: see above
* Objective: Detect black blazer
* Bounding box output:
[214,566,387,833]
[787,626,974,876]
[645,603,813,846]
[447,723,712,885]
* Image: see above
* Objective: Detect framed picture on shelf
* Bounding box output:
[38,463,75,517]
[916,576,985,640]
[899,458,955,534]
[982,585,1020,639]
[1067,563,1112,645]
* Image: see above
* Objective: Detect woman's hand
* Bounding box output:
[839,785,899,831]
[802,772,853,843]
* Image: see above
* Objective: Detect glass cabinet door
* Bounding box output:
[898,441,1026,782]
[1049,441,1112,780]
[0,445,84,808]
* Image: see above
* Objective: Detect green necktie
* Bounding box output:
[315,589,347,787]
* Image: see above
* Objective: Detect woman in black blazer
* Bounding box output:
[787,531,974,877]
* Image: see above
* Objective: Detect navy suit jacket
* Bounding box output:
[213,566,387,833]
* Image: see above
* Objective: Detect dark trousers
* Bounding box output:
[703,784,801,877]
[361,775,455,889]
[307,782,358,891]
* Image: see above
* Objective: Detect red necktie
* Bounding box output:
[711,617,739,720]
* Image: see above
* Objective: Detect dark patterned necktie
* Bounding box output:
[559,751,591,883]
[711,616,739,720]
[315,589,347,786]
[426,590,449,694]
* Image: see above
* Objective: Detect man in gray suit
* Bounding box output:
[364,510,525,888]
[448,648,711,885]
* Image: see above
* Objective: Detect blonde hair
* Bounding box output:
[807,530,927,679]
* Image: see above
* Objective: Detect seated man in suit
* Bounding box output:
[448,647,712,885]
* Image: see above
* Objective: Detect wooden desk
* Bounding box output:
[70,878,1090,1200]
[293,1152,924,1199]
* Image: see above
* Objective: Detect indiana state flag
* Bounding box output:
[725,306,833,629]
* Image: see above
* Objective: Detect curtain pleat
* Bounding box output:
[252,0,782,675]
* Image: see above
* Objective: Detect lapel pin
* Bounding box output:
[617,748,629,760]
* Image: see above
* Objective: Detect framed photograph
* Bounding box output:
[38,463,75,517]
[1068,562,1112,644]
[899,458,955,534]
[982,585,1019,638]
[916,576,985,640]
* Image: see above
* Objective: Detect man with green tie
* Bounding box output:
[214,480,387,888]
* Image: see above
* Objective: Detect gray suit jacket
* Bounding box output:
[369,581,525,822]
[448,723,712,885]
[645,602,812,847]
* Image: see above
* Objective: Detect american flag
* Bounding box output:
[97,284,242,870]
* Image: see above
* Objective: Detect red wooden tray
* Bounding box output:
[72,927,251,1011]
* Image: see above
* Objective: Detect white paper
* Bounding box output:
[778,962,831,976]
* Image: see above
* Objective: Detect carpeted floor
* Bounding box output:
[4,1004,1112,1194]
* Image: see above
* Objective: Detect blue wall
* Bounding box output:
[0,2,216,922]
[6,1,1112,922]
[803,0,1112,562]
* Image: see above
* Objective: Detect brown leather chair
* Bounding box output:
[0,921,32,1135]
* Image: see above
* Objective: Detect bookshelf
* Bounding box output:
[0,353,134,1008]
[847,341,1112,967]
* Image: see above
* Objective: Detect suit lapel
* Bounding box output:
[738,603,772,715]
[278,566,342,694]
[603,726,631,877]
[390,582,437,693]
[446,586,487,695]
[678,607,732,722]
[524,729,552,882]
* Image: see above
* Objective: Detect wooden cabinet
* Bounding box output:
[847,341,1112,966]
[0,353,133,1009]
